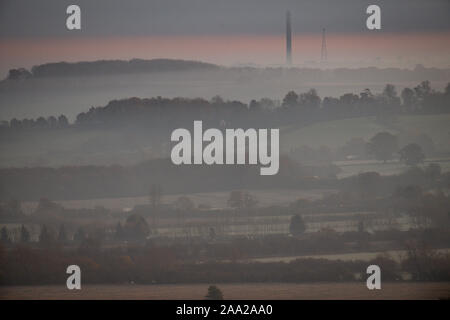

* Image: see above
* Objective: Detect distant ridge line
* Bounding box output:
[7,59,221,80]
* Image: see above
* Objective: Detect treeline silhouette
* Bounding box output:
[0,156,328,201]
[2,198,449,260]
[5,59,219,80]
[0,154,448,201]
[2,81,449,131]
[1,183,449,285]
[1,241,449,285]
[5,59,450,82]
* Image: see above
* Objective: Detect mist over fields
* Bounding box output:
[1,59,449,200]
[1,0,450,300]
[1,59,449,170]
[1,59,450,296]
[1,59,449,121]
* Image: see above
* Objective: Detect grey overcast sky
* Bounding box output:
[0,0,449,73]
[0,0,449,38]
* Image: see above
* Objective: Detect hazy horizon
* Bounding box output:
[1,0,450,77]
[1,1,450,301]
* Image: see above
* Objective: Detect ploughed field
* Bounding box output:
[1,282,449,300]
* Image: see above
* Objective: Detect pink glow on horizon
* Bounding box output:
[1,32,449,74]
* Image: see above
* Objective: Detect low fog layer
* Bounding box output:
[1,60,449,121]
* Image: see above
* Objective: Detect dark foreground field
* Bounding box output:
[1,282,449,300]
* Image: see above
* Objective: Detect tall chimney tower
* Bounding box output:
[321,28,328,63]
[286,10,292,66]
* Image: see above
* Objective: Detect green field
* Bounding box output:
[281,114,450,151]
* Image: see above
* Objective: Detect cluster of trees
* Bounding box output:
[6,59,218,79]
[209,227,423,260]
[0,155,330,201]
[319,82,447,117]
[0,199,24,220]
[294,81,450,119]
[1,180,449,285]
[115,214,150,242]
[5,68,32,80]
[1,114,69,130]
[288,130,436,163]
[0,214,151,248]
[342,163,448,199]
[74,81,450,127]
[2,82,449,132]
[0,222,93,247]
[0,153,447,205]
[1,240,449,285]
[390,186,450,230]
[0,224,31,244]
[74,96,252,129]
[227,190,258,209]
[5,183,449,248]
[289,214,306,236]
[3,214,449,264]
[366,131,427,165]
[205,285,223,300]
[29,197,110,221]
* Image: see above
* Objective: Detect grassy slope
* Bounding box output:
[281,114,450,151]
[1,114,449,168]
[281,114,450,177]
